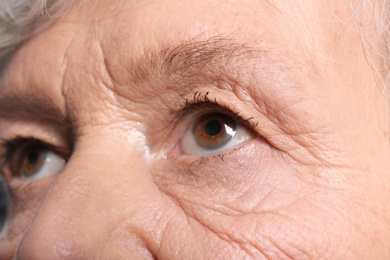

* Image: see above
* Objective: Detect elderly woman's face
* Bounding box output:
[0,0,389,258]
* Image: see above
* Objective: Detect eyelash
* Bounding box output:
[0,137,65,177]
[170,91,258,130]
[1,137,40,162]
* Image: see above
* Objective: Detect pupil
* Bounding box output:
[27,150,39,165]
[205,119,222,136]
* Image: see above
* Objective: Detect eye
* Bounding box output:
[180,112,252,156]
[4,139,67,180]
[17,146,66,180]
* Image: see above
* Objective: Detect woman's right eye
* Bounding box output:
[16,146,66,180]
[0,139,67,236]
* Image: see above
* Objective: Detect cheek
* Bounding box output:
[151,137,376,258]
[155,138,310,216]
[0,177,56,258]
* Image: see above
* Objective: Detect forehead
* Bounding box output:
[0,1,290,84]
[0,0,372,115]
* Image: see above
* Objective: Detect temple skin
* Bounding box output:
[0,0,389,259]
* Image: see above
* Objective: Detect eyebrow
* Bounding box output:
[115,34,277,88]
[0,35,295,131]
[0,94,67,126]
[160,35,251,75]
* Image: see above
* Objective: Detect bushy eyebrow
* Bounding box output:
[160,35,252,74]
[119,35,268,86]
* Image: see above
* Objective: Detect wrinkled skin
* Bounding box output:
[0,0,389,259]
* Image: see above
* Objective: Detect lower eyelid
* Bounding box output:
[171,141,255,174]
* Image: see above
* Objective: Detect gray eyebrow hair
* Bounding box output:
[123,35,264,85]
[160,35,249,73]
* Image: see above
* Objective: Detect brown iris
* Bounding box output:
[193,113,237,148]
[20,147,46,177]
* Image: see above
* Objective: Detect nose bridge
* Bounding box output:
[15,137,154,259]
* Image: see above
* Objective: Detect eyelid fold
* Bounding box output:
[169,91,258,130]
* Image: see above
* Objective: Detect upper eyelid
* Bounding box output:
[169,91,219,117]
[1,137,43,162]
[0,137,69,170]
[169,91,258,131]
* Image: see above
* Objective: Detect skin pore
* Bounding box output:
[0,0,389,258]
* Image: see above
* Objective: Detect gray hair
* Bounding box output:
[0,0,71,57]
[0,0,389,88]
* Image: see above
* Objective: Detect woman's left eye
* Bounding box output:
[179,112,253,156]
